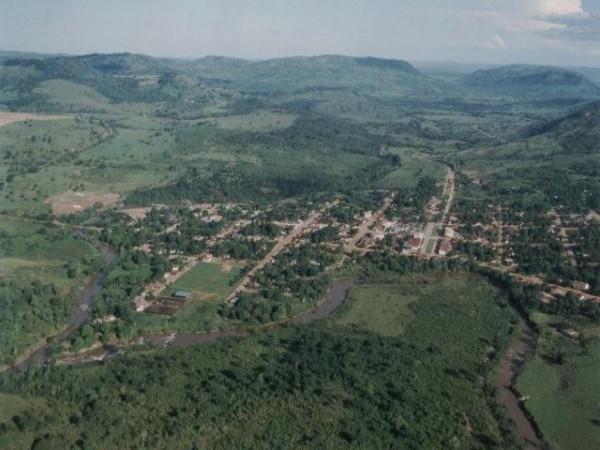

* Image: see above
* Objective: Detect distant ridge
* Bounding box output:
[463,64,600,99]
[524,99,600,138]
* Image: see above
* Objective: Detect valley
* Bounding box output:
[0,51,599,449]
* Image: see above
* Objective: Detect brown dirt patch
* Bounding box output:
[220,262,234,273]
[121,207,153,220]
[0,111,71,128]
[48,191,121,216]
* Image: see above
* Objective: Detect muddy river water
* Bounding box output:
[494,318,543,449]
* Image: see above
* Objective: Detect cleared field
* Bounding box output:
[0,217,100,287]
[208,110,297,131]
[47,191,121,215]
[34,79,118,113]
[162,261,243,300]
[516,316,600,450]
[377,148,445,189]
[0,111,71,128]
[336,284,416,336]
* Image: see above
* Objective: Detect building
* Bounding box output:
[572,281,591,292]
[173,290,192,300]
[438,239,452,256]
[444,227,455,239]
[402,236,423,255]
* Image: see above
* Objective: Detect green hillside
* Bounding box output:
[463,64,600,100]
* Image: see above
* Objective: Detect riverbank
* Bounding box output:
[494,318,544,449]
[55,279,354,364]
[5,242,117,371]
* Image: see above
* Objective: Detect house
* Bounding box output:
[444,227,455,239]
[572,281,591,292]
[357,235,375,249]
[402,236,422,255]
[438,239,452,256]
[173,290,192,300]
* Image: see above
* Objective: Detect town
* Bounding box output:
[122,165,598,323]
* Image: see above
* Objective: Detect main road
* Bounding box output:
[420,165,455,255]
[226,201,338,302]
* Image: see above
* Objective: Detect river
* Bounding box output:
[494,318,544,449]
[10,268,542,449]
[10,242,118,370]
[136,279,354,348]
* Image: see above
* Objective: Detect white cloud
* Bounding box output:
[478,33,507,49]
[534,0,583,16]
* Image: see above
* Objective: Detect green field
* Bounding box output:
[0,217,100,286]
[517,314,600,450]
[133,261,245,334]
[377,148,446,190]
[336,284,416,336]
[162,261,242,299]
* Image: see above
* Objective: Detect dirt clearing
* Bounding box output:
[0,111,72,128]
[121,207,154,220]
[48,191,121,215]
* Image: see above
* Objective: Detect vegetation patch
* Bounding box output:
[0,272,519,449]
[517,314,600,450]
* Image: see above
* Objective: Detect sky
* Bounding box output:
[1,0,599,66]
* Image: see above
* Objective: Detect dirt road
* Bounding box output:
[420,165,455,255]
[479,262,600,302]
[344,193,395,254]
[440,165,455,224]
[227,202,336,302]
[0,111,71,128]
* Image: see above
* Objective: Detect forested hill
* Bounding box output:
[522,100,600,154]
[185,54,429,91]
[0,53,442,111]
[463,64,600,99]
[525,100,600,136]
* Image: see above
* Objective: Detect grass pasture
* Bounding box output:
[336,284,416,336]
[516,317,600,450]
[208,110,297,131]
[0,217,101,287]
[162,261,243,300]
[377,148,445,189]
[137,261,245,334]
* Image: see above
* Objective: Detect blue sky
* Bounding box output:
[1,0,599,66]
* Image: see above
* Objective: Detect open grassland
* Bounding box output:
[377,148,445,189]
[162,261,243,299]
[0,271,519,449]
[0,217,100,287]
[336,283,417,336]
[0,111,71,128]
[136,261,245,334]
[517,314,600,450]
[208,110,297,131]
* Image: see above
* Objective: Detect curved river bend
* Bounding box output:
[10,243,117,370]
[9,269,541,448]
